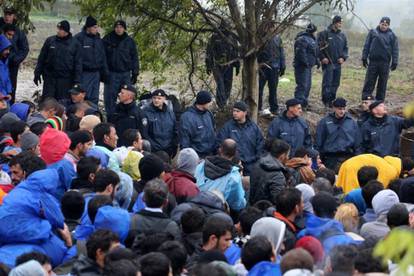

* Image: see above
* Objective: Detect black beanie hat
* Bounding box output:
[57,20,70,33]
[2,23,15,33]
[195,90,212,105]
[311,191,338,218]
[85,16,97,28]
[369,100,384,111]
[285,98,302,108]
[114,20,127,30]
[332,97,347,108]
[332,15,342,24]
[233,101,248,112]
[139,154,165,182]
[306,23,317,33]
[380,16,391,25]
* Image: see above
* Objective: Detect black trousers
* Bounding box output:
[362,60,390,101]
[213,65,234,108]
[9,64,19,104]
[42,76,73,101]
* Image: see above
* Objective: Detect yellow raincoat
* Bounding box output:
[336,154,401,194]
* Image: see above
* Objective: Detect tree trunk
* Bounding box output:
[242,54,259,122]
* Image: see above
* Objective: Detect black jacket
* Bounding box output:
[317,24,348,64]
[0,18,29,67]
[249,153,288,205]
[130,209,181,241]
[294,31,318,67]
[258,35,286,69]
[35,33,82,82]
[102,31,139,75]
[205,31,240,70]
[140,103,177,152]
[108,101,141,147]
[75,30,108,73]
[71,255,102,276]
[362,26,398,64]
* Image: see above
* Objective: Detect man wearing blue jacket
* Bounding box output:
[293,23,319,109]
[361,101,414,157]
[268,98,312,156]
[316,98,361,172]
[141,89,178,157]
[179,91,216,158]
[317,16,348,108]
[216,101,264,174]
[75,16,108,105]
[258,22,286,115]
[361,17,399,101]
[0,34,12,101]
[0,7,29,104]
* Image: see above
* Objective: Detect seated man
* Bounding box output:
[336,153,401,194]
[344,166,378,215]
[0,153,71,267]
[297,192,358,253]
[360,189,399,240]
[194,139,246,212]
[242,236,280,275]
[90,123,120,172]
[130,178,180,241]
[71,229,120,275]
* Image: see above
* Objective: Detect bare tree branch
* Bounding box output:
[137,5,213,33]
[226,0,245,43]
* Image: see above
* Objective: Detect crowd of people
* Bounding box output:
[0,5,410,276]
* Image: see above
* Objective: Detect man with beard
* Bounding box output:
[102,20,139,116]
[65,130,94,170]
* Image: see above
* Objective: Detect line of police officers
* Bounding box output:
[206,15,399,113]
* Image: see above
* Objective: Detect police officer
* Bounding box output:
[75,16,108,106]
[317,16,348,108]
[34,20,82,100]
[316,98,361,172]
[357,95,374,127]
[141,89,178,157]
[216,101,264,174]
[361,101,414,157]
[0,7,29,104]
[103,20,139,116]
[107,84,141,147]
[258,22,286,115]
[293,23,319,109]
[268,98,312,156]
[179,91,216,158]
[206,24,240,108]
[361,17,399,101]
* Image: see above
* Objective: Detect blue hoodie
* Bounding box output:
[0,34,11,97]
[297,213,357,253]
[248,261,281,276]
[94,205,131,243]
[0,169,67,266]
[48,158,76,200]
[10,103,30,121]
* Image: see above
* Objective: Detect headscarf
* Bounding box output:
[251,217,286,254]
[295,183,315,213]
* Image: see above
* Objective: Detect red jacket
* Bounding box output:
[165,170,200,203]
